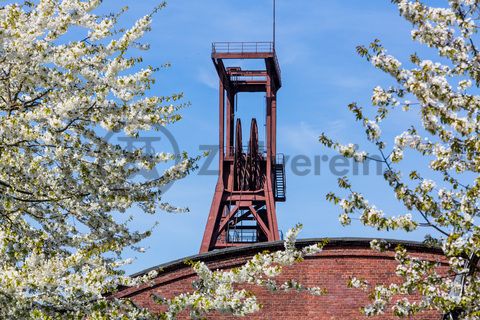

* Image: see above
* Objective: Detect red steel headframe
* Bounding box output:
[200,42,286,253]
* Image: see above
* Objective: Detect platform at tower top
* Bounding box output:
[211,41,282,89]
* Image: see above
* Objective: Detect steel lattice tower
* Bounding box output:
[200,42,286,253]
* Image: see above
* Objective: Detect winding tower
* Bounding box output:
[200,42,286,253]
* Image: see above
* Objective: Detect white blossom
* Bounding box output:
[162,225,327,319]
[0,1,195,318]
[320,0,480,317]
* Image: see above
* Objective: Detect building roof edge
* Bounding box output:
[129,237,441,278]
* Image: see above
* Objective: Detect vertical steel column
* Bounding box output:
[266,76,272,160]
[219,80,225,166]
[200,79,226,253]
[264,75,279,241]
[271,90,277,157]
[226,90,234,158]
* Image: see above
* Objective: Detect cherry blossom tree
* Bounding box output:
[320,0,480,318]
[0,1,326,319]
[0,1,196,318]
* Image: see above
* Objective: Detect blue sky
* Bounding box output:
[97,0,447,274]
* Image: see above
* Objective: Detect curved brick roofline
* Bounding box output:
[130,237,441,278]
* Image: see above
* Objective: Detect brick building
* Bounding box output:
[116,238,446,319]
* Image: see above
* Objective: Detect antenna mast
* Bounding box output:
[273,0,276,48]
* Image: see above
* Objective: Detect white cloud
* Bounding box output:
[279,121,320,155]
[197,68,218,90]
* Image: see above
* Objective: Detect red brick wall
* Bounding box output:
[116,239,446,319]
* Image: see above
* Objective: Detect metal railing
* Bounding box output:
[224,146,267,158]
[275,153,285,166]
[227,229,258,243]
[212,42,274,54]
[212,42,282,84]
[230,75,268,82]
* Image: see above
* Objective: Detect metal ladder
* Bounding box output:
[273,154,286,202]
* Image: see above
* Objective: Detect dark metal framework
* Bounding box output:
[200,42,286,253]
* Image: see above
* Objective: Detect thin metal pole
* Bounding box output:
[273,0,276,49]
